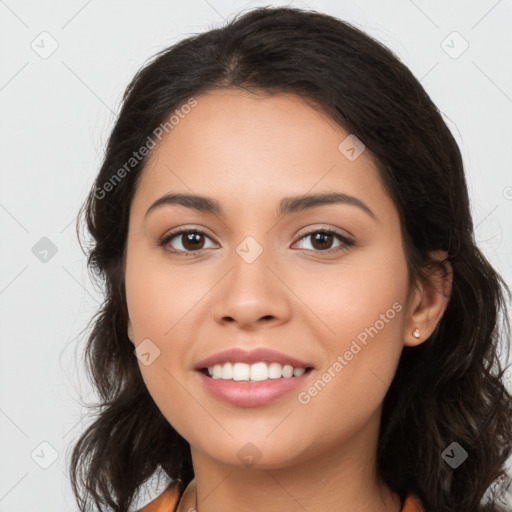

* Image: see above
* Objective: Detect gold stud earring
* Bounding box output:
[412,328,421,339]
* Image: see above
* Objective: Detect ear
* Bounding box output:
[404,250,453,347]
[127,318,135,345]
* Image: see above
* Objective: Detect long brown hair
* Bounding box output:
[70,6,512,511]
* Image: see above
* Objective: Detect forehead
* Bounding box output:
[131,88,394,221]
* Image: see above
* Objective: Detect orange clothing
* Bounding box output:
[140,485,425,512]
[140,485,180,512]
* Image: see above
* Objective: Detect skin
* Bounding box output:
[125,89,452,512]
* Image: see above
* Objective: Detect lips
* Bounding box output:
[195,368,314,407]
[194,347,314,371]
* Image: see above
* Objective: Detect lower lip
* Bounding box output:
[195,369,314,407]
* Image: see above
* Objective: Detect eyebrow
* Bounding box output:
[144,192,377,221]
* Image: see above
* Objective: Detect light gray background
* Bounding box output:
[1,0,511,510]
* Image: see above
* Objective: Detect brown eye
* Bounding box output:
[160,229,216,254]
[310,232,334,251]
[294,229,354,254]
[181,231,206,251]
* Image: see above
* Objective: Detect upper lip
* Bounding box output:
[194,347,314,370]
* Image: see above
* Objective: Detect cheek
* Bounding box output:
[290,243,408,417]
[124,246,213,434]
[125,244,209,341]
[292,239,408,344]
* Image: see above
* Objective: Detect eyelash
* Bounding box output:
[158,227,355,256]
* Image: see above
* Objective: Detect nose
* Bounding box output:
[211,239,292,330]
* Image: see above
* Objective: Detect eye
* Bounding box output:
[159,228,217,254]
[293,229,354,254]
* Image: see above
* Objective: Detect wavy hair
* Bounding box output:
[70,6,512,511]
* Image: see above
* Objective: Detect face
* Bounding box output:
[125,89,412,470]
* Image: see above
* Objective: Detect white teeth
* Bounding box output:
[268,362,283,379]
[249,362,268,381]
[206,361,309,381]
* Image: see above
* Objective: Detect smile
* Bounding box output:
[195,365,315,407]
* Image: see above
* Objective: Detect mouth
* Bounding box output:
[192,348,316,406]
[195,364,316,407]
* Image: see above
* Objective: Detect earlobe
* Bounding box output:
[404,251,453,347]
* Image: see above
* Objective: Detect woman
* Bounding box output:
[70,6,512,512]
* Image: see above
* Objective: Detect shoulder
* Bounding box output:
[402,492,425,512]
[401,494,512,512]
[138,485,180,512]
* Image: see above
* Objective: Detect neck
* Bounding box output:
[177,412,401,512]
